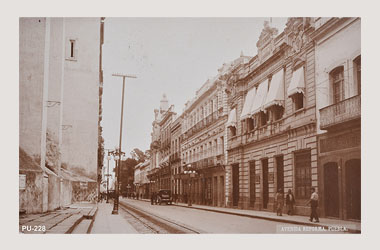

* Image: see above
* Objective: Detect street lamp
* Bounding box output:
[111,73,137,215]
[184,164,197,206]
[106,152,112,203]
[107,146,126,214]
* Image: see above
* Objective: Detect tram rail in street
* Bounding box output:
[118,200,201,234]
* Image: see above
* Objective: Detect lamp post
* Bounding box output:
[184,164,197,206]
[111,73,137,214]
[106,152,111,203]
[107,146,126,214]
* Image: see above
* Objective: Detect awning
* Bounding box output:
[251,79,268,115]
[264,69,285,109]
[226,108,237,128]
[287,67,305,96]
[240,88,256,120]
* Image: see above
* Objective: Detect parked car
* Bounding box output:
[157,189,172,205]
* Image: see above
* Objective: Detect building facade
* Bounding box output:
[19,17,102,213]
[144,18,360,221]
[225,18,318,215]
[313,17,361,220]
[180,56,249,207]
[147,94,173,193]
[170,116,183,200]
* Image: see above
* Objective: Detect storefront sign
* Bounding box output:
[19,174,26,190]
[320,131,360,153]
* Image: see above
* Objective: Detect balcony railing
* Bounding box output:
[185,111,221,138]
[188,155,225,171]
[320,95,361,130]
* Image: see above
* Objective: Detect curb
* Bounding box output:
[129,198,360,234]
[173,204,361,234]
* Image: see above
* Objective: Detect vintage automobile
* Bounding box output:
[157,189,172,205]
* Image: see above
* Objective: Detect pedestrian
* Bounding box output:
[275,188,284,216]
[286,189,296,215]
[306,187,320,223]
[184,193,188,204]
[151,192,155,205]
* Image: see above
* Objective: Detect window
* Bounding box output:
[294,150,312,199]
[269,105,284,121]
[293,92,304,111]
[247,117,255,131]
[331,66,345,104]
[220,136,224,153]
[229,126,237,136]
[259,111,268,127]
[353,56,361,95]
[67,39,77,60]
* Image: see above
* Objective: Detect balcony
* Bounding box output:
[320,95,361,130]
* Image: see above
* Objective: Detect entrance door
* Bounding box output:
[346,159,361,220]
[276,156,284,192]
[249,161,256,207]
[232,164,239,206]
[220,176,225,207]
[262,159,269,209]
[324,162,340,218]
[213,176,218,206]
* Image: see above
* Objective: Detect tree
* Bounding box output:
[130,148,146,163]
[119,157,138,195]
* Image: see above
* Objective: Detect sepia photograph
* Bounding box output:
[18,16,362,235]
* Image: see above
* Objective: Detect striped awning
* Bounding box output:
[226,108,237,128]
[264,69,285,108]
[251,79,269,115]
[240,87,256,120]
[287,67,305,96]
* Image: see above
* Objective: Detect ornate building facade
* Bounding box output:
[170,116,183,200]
[147,94,175,193]
[225,18,318,215]
[180,56,250,207]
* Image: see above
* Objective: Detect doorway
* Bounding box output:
[345,159,361,220]
[232,164,239,206]
[213,176,218,206]
[262,159,269,209]
[324,162,340,218]
[249,161,256,207]
[276,156,284,192]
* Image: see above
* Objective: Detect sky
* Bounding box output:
[101,17,287,169]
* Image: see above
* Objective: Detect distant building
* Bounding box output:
[19,17,103,213]
[147,94,173,192]
[170,116,182,199]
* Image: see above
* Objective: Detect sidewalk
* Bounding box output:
[19,202,97,234]
[132,198,361,233]
[90,202,138,234]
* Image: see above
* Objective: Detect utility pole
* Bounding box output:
[111,73,137,214]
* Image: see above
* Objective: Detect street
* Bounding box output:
[90,198,352,234]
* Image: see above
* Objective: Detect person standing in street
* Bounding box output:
[275,188,284,216]
[307,187,320,223]
[286,189,296,215]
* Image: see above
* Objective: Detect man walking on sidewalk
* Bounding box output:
[307,187,320,223]
[286,189,295,215]
[275,188,284,216]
